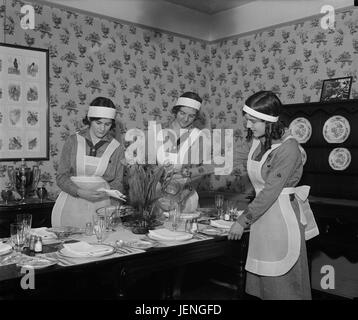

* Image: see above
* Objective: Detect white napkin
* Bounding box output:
[63,241,113,257]
[30,227,57,239]
[210,219,234,230]
[0,243,12,254]
[97,188,126,201]
[148,229,193,241]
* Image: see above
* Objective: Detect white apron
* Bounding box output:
[156,124,201,212]
[245,137,319,277]
[52,134,120,228]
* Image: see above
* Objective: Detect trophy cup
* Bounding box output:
[9,160,41,203]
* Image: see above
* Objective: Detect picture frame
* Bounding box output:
[320,76,353,102]
[0,43,49,161]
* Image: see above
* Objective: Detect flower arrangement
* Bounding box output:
[125,163,193,233]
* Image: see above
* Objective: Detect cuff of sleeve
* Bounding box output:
[237,211,251,228]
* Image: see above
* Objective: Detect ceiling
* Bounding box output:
[163,0,254,14]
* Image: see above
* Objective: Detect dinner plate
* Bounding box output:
[126,240,156,249]
[59,243,114,258]
[16,258,57,269]
[147,233,193,242]
[328,148,351,171]
[289,117,312,143]
[323,116,350,143]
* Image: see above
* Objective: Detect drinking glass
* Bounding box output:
[10,223,26,252]
[93,215,106,243]
[36,187,47,202]
[17,213,32,247]
[169,202,181,231]
[215,194,224,218]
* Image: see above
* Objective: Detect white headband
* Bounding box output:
[88,106,116,119]
[176,97,201,110]
[243,105,278,123]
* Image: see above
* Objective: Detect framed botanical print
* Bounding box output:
[0,43,49,161]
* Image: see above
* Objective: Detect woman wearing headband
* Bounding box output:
[52,97,125,228]
[156,91,211,213]
[228,91,318,300]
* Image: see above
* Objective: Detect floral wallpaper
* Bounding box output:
[208,7,358,192]
[0,0,357,199]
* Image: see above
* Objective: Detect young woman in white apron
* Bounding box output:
[155,92,208,213]
[228,91,319,300]
[52,97,125,228]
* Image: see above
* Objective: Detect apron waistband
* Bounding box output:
[71,176,106,183]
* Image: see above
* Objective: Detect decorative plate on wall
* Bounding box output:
[298,145,307,166]
[323,115,350,143]
[289,117,312,143]
[328,148,351,171]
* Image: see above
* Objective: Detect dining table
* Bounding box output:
[0,219,249,300]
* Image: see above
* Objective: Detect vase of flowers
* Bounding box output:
[126,163,166,234]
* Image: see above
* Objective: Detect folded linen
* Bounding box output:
[210,219,234,230]
[30,227,57,239]
[148,229,193,241]
[0,243,12,254]
[97,188,126,201]
[63,241,113,257]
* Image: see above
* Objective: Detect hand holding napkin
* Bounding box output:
[97,188,126,201]
[148,229,193,241]
[63,241,113,257]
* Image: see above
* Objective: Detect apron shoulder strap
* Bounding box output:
[76,134,86,176]
[94,139,120,176]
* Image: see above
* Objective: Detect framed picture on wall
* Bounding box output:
[0,43,49,161]
[320,76,352,102]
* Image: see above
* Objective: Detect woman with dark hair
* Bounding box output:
[228,91,319,300]
[155,91,212,213]
[52,97,126,228]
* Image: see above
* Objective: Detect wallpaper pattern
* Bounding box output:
[0,0,357,199]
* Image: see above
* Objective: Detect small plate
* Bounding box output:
[17,258,57,269]
[0,243,13,256]
[0,247,13,256]
[328,148,351,171]
[289,117,312,143]
[323,115,350,143]
[126,240,156,249]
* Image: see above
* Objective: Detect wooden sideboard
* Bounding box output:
[0,198,54,237]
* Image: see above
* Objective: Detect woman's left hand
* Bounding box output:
[228,221,244,240]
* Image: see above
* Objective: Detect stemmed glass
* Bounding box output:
[169,202,181,231]
[36,187,47,203]
[10,223,26,252]
[215,194,224,219]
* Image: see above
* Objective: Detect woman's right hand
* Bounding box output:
[77,189,107,202]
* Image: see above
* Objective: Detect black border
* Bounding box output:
[320,76,353,103]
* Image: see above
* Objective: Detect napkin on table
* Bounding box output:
[0,243,12,254]
[63,241,113,257]
[30,227,57,239]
